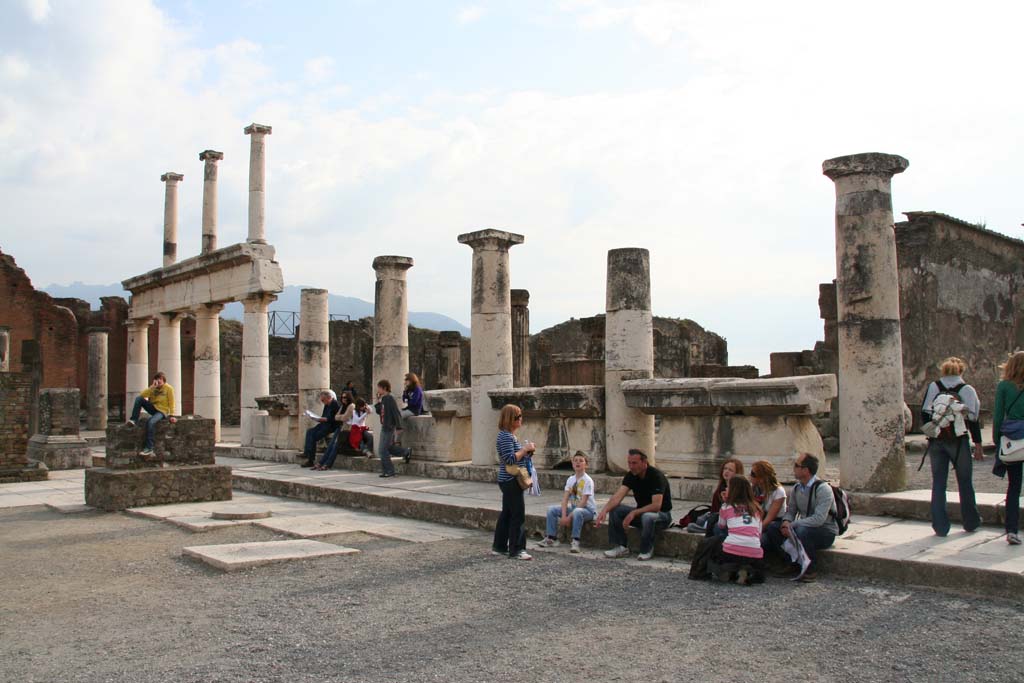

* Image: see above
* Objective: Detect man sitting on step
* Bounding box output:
[763,453,837,582]
[595,449,673,561]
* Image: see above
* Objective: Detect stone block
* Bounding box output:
[182,540,359,572]
[84,464,232,511]
[104,416,216,469]
[401,414,472,463]
[36,388,82,436]
[424,388,471,417]
[26,433,92,470]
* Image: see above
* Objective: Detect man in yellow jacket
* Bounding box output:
[128,371,178,455]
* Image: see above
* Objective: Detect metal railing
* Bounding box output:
[267,311,351,337]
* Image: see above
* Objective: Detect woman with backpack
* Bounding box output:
[920,357,985,537]
[992,351,1024,546]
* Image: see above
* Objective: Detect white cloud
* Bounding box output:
[304,56,334,84]
[456,5,485,24]
[23,0,50,23]
[0,54,30,80]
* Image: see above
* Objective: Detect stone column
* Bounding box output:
[511,289,531,387]
[193,304,223,441]
[0,326,10,372]
[438,331,463,389]
[86,328,109,430]
[823,152,909,492]
[604,248,656,473]
[157,313,183,409]
[125,319,152,411]
[457,230,524,465]
[199,150,223,255]
[244,123,272,244]
[371,256,414,394]
[240,293,276,445]
[298,289,330,414]
[160,172,183,267]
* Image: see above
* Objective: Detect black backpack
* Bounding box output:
[806,480,850,535]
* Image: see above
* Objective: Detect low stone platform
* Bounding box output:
[85,464,233,512]
[182,539,359,572]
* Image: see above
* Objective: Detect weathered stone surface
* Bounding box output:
[27,388,91,470]
[86,328,109,430]
[199,149,223,254]
[298,288,330,415]
[105,417,217,469]
[244,122,272,243]
[511,289,530,388]
[211,506,272,520]
[401,414,472,463]
[182,539,358,572]
[85,464,232,511]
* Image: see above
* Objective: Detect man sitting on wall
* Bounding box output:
[595,449,673,561]
[301,390,341,468]
[127,371,177,456]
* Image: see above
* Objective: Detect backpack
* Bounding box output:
[921,381,966,440]
[677,504,711,528]
[806,480,850,535]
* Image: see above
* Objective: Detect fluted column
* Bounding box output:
[199,150,223,255]
[511,289,531,387]
[244,123,272,244]
[240,293,276,445]
[458,229,524,465]
[160,172,183,267]
[193,303,223,441]
[125,319,152,410]
[298,289,331,414]
[157,313,184,406]
[823,152,909,492]
[605,248,655,473]
[371,256,414,394]
[86,328,109,430]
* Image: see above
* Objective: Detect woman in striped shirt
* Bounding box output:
[492,404,536,560]
[714,475,765,585]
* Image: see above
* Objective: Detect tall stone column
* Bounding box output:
[605,248,656,473]
[86,328,109,430]
[458,230,524,465]
[244,123,272,244]
[438,331,463,389]
[199,150,223,255]
[511,289,531,387]
[157,313,183,408]
[823,152,909,492]
[240,293,276,445]
[298,289,331,414]
[160,172,183,267]
[193,304,223,441]
[125,319,152,412]
[371,256,414,393]
[0,326,10,372]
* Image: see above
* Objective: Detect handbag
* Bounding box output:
[504,461,534,490]
[997,392,1024,463]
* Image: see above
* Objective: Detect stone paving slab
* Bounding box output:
[166,516,256,532]
[182,540,360,572]
[45,503,95,514]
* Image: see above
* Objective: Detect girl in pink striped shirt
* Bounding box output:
[715,476,764,584]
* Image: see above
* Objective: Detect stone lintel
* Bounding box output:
[244,123,273,136]
[424,388,472,418]
[622,374,837,416]
[457,229,525,249]
[822,153,909,180]
[487,385,605,417]
[372,255,414,272]
[511,289,530,306]
[199,149,224,161]
[160,172,184,183]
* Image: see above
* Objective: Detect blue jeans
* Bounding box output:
[546,504,596,540]
[929,437,980,535]
[607,505,672,554]
[764,522,835,570]
[318,429,350,469]
[129,396,165,450]
[303,422,335,461]
[494,479,526,556]
[379,428,409,475]
[1006,461,1022,534]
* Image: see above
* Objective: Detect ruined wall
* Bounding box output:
[220,319,242,425]
[0,372,33,462]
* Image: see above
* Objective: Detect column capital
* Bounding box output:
[371,255,414,273]
[194,303,225,316]
[199,149,224,162]
[458,229,525,250]
[244,123,273,136]
[160,172,184,183]
[159,311,187,324]
[125,318,154,329]
[243,292,278,310]
[511,289,530,307]
[822,153,908,180]
[85,327,110,335]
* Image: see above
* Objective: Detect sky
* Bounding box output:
[1,0,1021,374]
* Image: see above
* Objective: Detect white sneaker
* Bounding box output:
[637,550,654,561]
[1008,533,1022,546]
[536,537,560,548]
[570,540,581,553]
[512,550,533,561]
[604,545,630,559]
[140,448,154,456]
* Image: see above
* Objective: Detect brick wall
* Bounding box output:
[0,372,32,465]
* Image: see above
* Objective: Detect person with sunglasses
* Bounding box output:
[492,405,536,560]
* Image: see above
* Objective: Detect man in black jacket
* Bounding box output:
[375,380,412,478]
[302,391,341,467]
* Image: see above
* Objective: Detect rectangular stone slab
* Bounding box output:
[182,540,359,572]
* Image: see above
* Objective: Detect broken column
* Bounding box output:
[160,172,183,267]
[240,293,276,445]
[244,123,272,244]
[438,331,463,389]
[193,304,223,441]
[511,289,531,387]
[823,152,909,492]
[0,325,9,372]
[371,256,414,392]
[199,150,223,255]
[86,328,109,431]
[125,319,152,411]
[604,248,655,473]
[27,388,91,469]
[298,288,330,414]
[157,313,183,405]
[458,230,524,465]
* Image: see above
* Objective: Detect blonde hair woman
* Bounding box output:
[994,352,1024,545]
[492,404,536,560]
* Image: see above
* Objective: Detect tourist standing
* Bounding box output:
[492,404,535,560]
[376,379,411,478]
[993,351,1024,545]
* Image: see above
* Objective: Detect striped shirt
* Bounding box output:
[496,430,531,483]
[718,504,763,559]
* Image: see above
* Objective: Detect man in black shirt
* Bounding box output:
[595,449,673,560]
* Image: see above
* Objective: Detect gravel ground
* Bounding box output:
[2,505,1023,683]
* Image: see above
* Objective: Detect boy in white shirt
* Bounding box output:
[537,452,598,553]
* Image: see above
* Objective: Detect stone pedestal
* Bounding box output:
[125,319,152,411]
[238,394,303,462]
[0,325,10,372]
[199,150,223,254]
[401,389,473,462]
[511,289,531,388]
[438,332,463,389]
[0,371,47,482]
[823,152,909,492]
[241,293,276,446]
[458,230,524,465]
[26,388,91,470]
[298,288,330,415]
[604,248,655,473]
[160,172,183,267]
[157,313,183,403]
[371,256,414,394]
[86,328,109,430]
[193,304,223,441]
[244,123,272,244]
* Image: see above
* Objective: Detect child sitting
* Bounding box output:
[713,475,765,585]
[537,452,597,553]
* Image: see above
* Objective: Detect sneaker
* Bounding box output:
[403,449,413,464]
[126,419,136,426]
[570,540,581,553]
[139,448,154,456]
[637,550,654,561]
[735,568,751,586]
[536,537,559,548]
[797,570,818,583]
[490,548,506,556]
[511,550,533,561]
[604,545,630,559]
[379,472,394,478]
[300,460,314,468]
[1008,532,1022,546]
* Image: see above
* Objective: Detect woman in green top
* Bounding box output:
[993,351,1024,546]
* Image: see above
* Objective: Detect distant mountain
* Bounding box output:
[41,282,470,336]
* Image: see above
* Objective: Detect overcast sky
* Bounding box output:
[1,0,1021,373]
